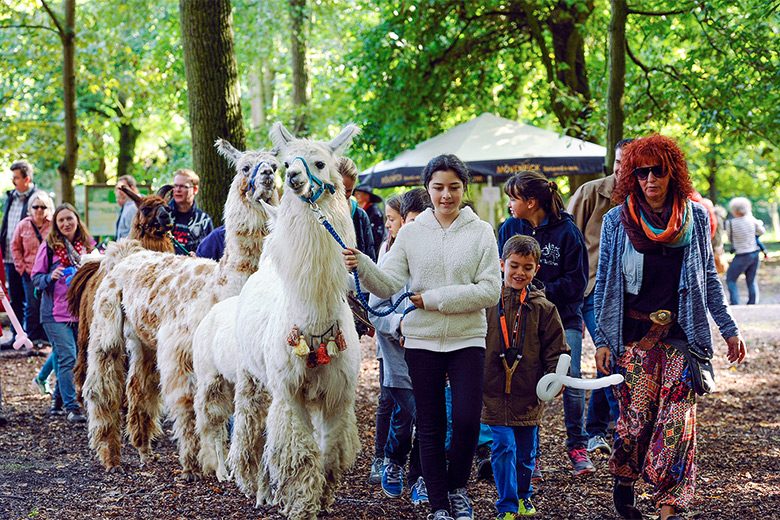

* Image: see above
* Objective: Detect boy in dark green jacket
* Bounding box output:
[482,235,569,518]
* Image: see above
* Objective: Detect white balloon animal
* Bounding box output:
[536,354,624,402]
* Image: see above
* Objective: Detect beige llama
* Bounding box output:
[83,141,280,480]
[68,186,176,398]
[196,123,362,519]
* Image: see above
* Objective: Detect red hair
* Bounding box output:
[612,134,695,205]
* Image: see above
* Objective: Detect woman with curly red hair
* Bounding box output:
[592,135,746,520]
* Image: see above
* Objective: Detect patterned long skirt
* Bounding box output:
[609,341,697,509]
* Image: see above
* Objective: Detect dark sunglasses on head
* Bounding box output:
[632,165,667,180]
[31,205,47,210]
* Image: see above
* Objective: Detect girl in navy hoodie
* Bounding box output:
[497,171,593,477]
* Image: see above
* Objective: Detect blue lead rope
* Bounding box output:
[314,204,415,318]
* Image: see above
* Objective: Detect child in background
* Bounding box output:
[483,235,569,518]
[371,189,433,504]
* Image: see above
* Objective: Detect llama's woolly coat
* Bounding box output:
[84,146,279,476]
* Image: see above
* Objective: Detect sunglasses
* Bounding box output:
[31,205,47,210]
[632,165,667,180]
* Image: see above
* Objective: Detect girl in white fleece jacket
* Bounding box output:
[344,154,501,520]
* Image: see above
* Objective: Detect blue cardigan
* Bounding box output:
[593,202,739,360]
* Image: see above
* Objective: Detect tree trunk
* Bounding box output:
[605,0,628,175]
[249,67,263,130]
[179,0,246,222]
[46,0,78,204]
[117,121,140,179]
[544,1,598,191]
[706,151,718,202]
[289,0,308,135]
[94,151,107,184]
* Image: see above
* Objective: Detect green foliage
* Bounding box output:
[1,0,777,213]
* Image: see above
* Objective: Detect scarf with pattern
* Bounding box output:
[52,238,86,268]
[620,193,693,254]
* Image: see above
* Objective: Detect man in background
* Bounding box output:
[169,168,213,255]
[1,160,39,350]
[115,175,139,240]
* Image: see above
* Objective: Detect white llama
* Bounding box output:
[215,123,362,519]
[83,141,280,480]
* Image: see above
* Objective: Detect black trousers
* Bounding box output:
[405,347,485,513]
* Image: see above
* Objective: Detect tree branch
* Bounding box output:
[627,3,700,16]
[624,41,664,114]
[39,0,64,37]
[0,23,59,35]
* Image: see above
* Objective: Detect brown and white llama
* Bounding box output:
[202,123,362,519]
[68,186,175,398]
[83,140,280,480]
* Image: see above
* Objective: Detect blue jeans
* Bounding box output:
[4,264,25,339]
[37,352,58,383]
[406,347,485,513]
[490,425,538,512]
[374,359,394,459]
[726,251,760,305]
[385,386,422,482]
[562,328,588,450]
[21,273,46,342]
[42,322,79,412]
[583,293,620,439]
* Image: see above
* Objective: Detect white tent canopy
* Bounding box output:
[360,113,606,188]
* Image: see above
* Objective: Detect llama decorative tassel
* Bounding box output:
[326,338,339,358]
[293,336,309,358]
[316,343,331,365]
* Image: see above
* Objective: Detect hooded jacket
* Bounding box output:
[497,211,588,330]
[482,281,569,427]
[356,206,501,352]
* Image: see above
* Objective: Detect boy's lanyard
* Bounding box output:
[498,286,527,394]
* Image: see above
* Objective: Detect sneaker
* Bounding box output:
[381,461,404,498]
[49,404,65,416]
[568,447,596,476]
[367,457,384,484]
[587,435,612,456]
[427,510,454,520]
[66,410,87,423]
[32,376,51,395]
[448,488,473,520]
[496,513,517,520]
[476,444,493,481]
[531,460,543,483]
[0,338,15,351]
[411,476,429,505]
[517,497,537,516]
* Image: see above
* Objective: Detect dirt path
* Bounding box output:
[0,303,778,519]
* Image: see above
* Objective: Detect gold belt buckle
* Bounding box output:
[649,309,673,326]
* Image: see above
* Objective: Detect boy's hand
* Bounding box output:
[595,346,612,376]
[410,293,424,308]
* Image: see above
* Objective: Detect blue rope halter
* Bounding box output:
[293,156,336,204]
[306,201,415,318]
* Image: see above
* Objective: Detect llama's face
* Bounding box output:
[214,139,281,205]
[236,151,281,204]
[269,123,360,203]
[281,142,342,200]
[136,196,174,237]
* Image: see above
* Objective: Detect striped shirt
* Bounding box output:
[4,190,31,263]
[726,216,765,254]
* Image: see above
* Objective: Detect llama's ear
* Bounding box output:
[118,185,142,205]
[157,184,174,203]
[269,122,294,151]
[215,138,242,166]
[328,124,361,155]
